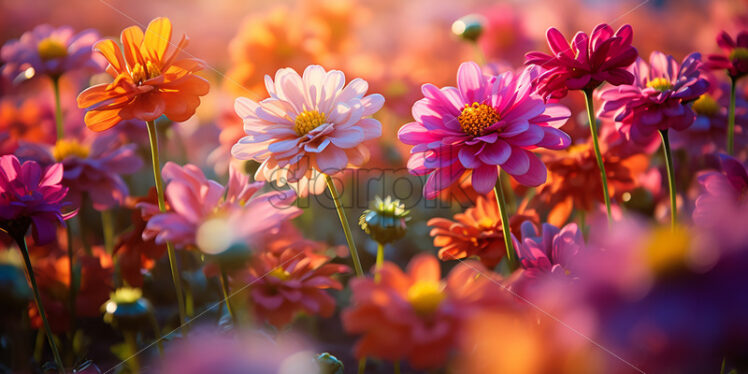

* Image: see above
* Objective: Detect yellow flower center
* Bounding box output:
[37,38,68,61]
[268,267,291,281]
[646,77,673,92]
[692,94,720,117]
[729,47,748,61]
[130,61,162,85]
[644,226,690,273]
[52,139,90,161]
[294,110,327,136]
[478,217,495,229]
[407,280,446,316]
[458,102,499,136]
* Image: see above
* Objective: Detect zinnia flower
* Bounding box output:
[524,23,638,98]
[231,65,384,196]
[398,62,571,199]
[597,51,710,144]
[0,154,71,244]
[76,17,210,131]
[705,30,748,80]
[515,222,584,281]
[693,154,748,225]
[0,96,56,154]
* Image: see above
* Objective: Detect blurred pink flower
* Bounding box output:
[516,222,584,282]
[231,65,384,196]
[398,62,571,199]
[693,154,748,225]
[705,30,748,80]
[525,24,638,99]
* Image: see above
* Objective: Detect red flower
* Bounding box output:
[705,30,748,80]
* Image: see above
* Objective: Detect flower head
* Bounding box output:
[693,154,748,225]
[0,96,56,154]
[525,24,638,98]
[516,222,584,281]
[399,62,571,199]
[231,65,384,196]
[77,17,210,131]
[359,196,411,245]
[598,51,710,144]
[705,30,748,80]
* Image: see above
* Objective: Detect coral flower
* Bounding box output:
[693,154,748,225]
[398,62,571,199]
[231,65,384,195]
[1,24,102,80]
[428,195,538,268]
[705,30,748,80]
[0,155,71,244]
[598,51,710,144]
[114,190,167,287]
[342,254,509,369]
[76,17,210,131]
[524,23,638,99]
[0,97,56,154]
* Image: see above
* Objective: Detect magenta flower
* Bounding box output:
[231,65,384,196]
[598,51,710,144]
[1,25,102,80]
[525,24,638,99]
[398,62,571,199]
[693,154,748,225]
[516,221,584,279]
[705,30,748,80]
[0,154,71,244]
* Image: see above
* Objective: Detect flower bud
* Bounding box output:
[359,196,411,245]
[452,14,486,43]
[102,287,152,332]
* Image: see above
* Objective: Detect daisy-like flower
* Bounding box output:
[0,154,71,244]
[515,222,584,281]
[524,23,638,99]
[705,30,748,80]
[598,51,710,144]
[398,62,571,199]
[0,96,56,154]
[231,65,384,196]
[693,154,748,225]
[342,254,509,369]
[76,17,210,131]
[428,195,538,268]
[1,24,102,80]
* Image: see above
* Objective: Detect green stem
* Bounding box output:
[148,311,163,356]
[123,331,140,374]
[659,130,677,230]
[51,77,64,140]
[375,243,384,283]
[583,89,613,224]
[218,266,237,326]
[101,210,115,254]
[394,360,401,374]
[357,358,366,374]
[146,120,188,334]
[66,224,77,349]
[16,236,65,373]
[493,172,518,271]
[727,77,737,156]
[324,175,364,277]
[471,41,486,66]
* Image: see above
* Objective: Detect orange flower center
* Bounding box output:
[458,102,499,136]
[37,38,68,61]
[646,77,672,92]
[131,61,162,85]
[294,110,327,136]
[729,47,748,61]
[268,267,291,281]
[52,139,90,161]
[407,280,445,316]
[692,94,720,117]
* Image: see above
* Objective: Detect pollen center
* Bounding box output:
[458,102,499,136]
[131,61,162,85]
[729,47,748,61]
[646,77,673,92]
[407,280,445,316]
[269,267,291,281]
[52,139,90,161]
[37,38,68,60]
[692,94,720,116]
[294,110,327,136]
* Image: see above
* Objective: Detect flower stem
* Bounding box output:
[51,77,64,140]
[123,331,140,374]
[147,311,163,356]
[66,225,77,343]
[145,120,188,334]
[583,89,613,224]
[659,129,677,230]
[375,242,384,283]
[324,174,364,277]
[493,172,518,271]
[101,210,115,254]
[727,77,737,156]
[394,360,401,374]
[16,236,65,373]
[218,265,237,326]
[357,358,366,374]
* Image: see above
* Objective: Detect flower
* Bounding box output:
[0,96,56,154]
[102,287,153,331]
[76,17,210,131]
[398,62,571,199]
[515,222,584,282]
[524,23,638,99]
[0,154,70,244]
[358,196,411,245]
[231,65,384,196]
[428,195,538,268]
[342,254,509,369]
[1,24,102,80]
[451,14,485,43]
[693,154,748,225]
[705,30,748,80]
[476,4,533,65]
[598,51,710,144]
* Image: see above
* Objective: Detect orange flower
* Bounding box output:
[77,17,209,132]
[0,96,56,154]
[428,196,539,268]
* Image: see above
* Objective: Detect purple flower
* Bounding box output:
[516,221,584,279]
[598,51,710,144]
[525,23,638,99]
[693,154,748,225]
[705,30,748,80]
[398,62,571,199]
[0,154,71,244]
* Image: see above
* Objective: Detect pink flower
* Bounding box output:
[525,24,638,99]
[0,155,71,244]
[705,30,748,80]
[693,154,748,225]
[1,25,102,80]
[231,65,384,196]
[598,51,710,144]
[516,221,584,281]
[398,62,571,199]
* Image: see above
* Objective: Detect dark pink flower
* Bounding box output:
[693,154,748,225]
[525,24,638,98]
[516,221,584,280]
[598,51,710,144]
[398,62,571,199]
[705,30,748,80]
[0,155,71,244]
